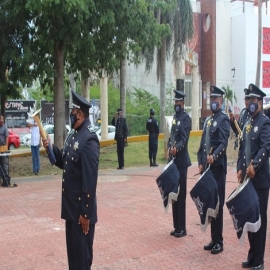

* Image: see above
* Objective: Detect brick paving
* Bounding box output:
[0,164,270,270]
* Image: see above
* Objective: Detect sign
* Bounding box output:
[5,100,36,128]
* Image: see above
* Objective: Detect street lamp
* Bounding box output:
[231,67,236,113]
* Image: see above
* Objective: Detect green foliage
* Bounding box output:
[222,85,237,111]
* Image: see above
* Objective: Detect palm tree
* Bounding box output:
[143,0,194,132]
[221,85,237,113]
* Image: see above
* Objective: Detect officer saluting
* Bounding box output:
[197,86,230,255]
[146,108,159,166]
[238,84,270,270]
[43,91,99,270]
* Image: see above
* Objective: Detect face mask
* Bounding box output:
[70,112,78,128]
[211,101,219,112]
[249,102,258,115]
[174,105,181,113]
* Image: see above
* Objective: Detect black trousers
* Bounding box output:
[247,188,269,266]
[210,166,226,245]
[66,221,95,270]
[172,168,187,230]
[148,133,158,161]
[116,138,125,168]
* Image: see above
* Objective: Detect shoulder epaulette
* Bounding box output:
[87,125,96,133]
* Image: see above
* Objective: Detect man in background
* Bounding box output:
[146,108,159,167]
[27,112,41,175]
[111,108,128,170]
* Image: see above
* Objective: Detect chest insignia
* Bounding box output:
[177,121,180,126]
[73,141,79,151]
[207,118,212,127]
[172,119,176,125]
[246,124,251,133]
[254,126,258,133]
[213,121,217,127]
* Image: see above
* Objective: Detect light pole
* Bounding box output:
[231,67,236,113]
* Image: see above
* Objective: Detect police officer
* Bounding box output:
[43,91,99,270]
[167,90,191,238]
[238,84,270,270]
[229,88,251,143]
[146,108,159,166]
[197,86,230,255]
[111,108,128,170]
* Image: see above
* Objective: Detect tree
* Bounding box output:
[221,85,237,112]
[142,0,194,132]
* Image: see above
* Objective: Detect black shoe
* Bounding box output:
[204,240,215,250]
[211,242,223,254]
[242,259,253,268]
[152,163,159,167]
[252,264,264,270]
[170,229,177,236]
[174,229,187,238]
[117,167,122,170]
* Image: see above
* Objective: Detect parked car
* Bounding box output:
[95,125,115,140]
[8,131,21,150]
[21,124,71,147]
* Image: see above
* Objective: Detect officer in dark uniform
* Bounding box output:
[197,86,230,255]
[237,84,270,270]
[146,108,159,167]
[43,91,99,270]
[111,108,128,169]
[167,90,191,238]
[229,88,251,137]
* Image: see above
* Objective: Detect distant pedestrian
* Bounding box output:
[146,108,159,166]
[111,108,128,170]
[27,113,41,175]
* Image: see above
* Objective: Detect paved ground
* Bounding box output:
[0,163,270,270]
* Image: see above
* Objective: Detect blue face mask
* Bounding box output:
[70,112,78,128]
[249,101,258,115]
[174,105,181,113]
[211,101,219,112]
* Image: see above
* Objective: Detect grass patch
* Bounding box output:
[99,136,201,170]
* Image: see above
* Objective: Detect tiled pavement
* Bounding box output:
[0,164,270,270]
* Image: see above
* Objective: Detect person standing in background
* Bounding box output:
[27,114,41,175]
[146,108,159,167]
[111,108,128,170]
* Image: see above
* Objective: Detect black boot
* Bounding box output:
[152,159,158,167]
[150,159,153,167]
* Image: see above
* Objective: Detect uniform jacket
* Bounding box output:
[237,111,270,189]
[168,108,191,168]
[231,108,250,135]
[197,109,230,172]
[111,117,128,140]
[146,117,159,135]
[53,118,99,224]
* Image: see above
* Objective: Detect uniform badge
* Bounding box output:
[246,123,251,133]
[177,121,180,125]
[207,119,212,127]
[213,121,217,127]
[73,141,79,151]
[172,119,176,125]
[254,126,258,133]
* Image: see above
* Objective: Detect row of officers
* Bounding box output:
[167,83,270,270]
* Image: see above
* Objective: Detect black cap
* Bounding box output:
[173,90,186,101]
[210,86,225,97]
[249,83,266,99]
[244,88,250,98]
[150,108,155,115]
[70,91,92,112]
[117,108,122,112]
